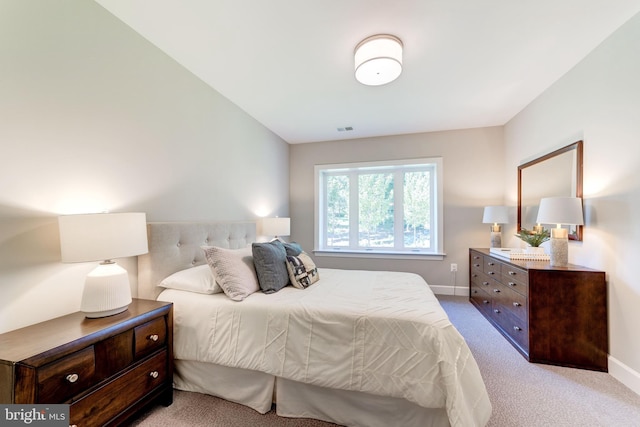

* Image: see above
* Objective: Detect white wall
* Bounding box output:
[503,12,640,394]
[289,127,505,294]
[0,1,289,333]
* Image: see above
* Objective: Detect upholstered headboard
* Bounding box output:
[137,222,257,300]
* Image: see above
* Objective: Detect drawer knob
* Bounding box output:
[508,271,516,276]
[488,262,495,266]
[513,326,522,331]
[493,309,500,314]
[483,300,489,304]
[150,371,159,379]
[148,334,159,342]
[488,271,495,275]
[482,281,489,286]
[513,302,521,307]
[493,289,500,293]
[508,282,516,287]
[66,373,79,383]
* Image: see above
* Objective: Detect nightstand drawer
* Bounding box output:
[70,350,168,427]
[134,317,166,358]
[37,346,96,403]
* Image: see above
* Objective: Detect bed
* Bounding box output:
[137,222,491,427]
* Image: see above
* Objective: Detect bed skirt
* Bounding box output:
[173,359,450,427]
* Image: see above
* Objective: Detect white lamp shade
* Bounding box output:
[536,197,584,225]
[355,34,403,86]
[59,212,148,262]
[482,206,509,224]
[262,217,290,237]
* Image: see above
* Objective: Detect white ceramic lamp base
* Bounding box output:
[81,262,132,318]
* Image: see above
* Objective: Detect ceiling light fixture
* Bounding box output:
[354,34,403,86]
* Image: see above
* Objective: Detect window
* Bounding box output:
[315,158,443,258]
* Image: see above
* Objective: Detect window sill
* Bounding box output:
[313,249,445,261]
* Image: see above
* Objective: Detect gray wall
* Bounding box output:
[502,12,640,394]
[0,1,289,333]
[289,127,505,294]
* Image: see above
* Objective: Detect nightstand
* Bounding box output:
[0,299,173,426]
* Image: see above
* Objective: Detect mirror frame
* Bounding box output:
[517,140,583,241]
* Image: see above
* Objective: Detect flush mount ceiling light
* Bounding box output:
[354,34,403,86]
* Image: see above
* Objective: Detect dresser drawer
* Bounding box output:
[492,282,527,323]
[70,350,168,427]
[37,346,96,403]
[501,264,528,296]
[134,317,167,359]
[483,257,501,279]
[470,284,492,316]
[494,309,529,352]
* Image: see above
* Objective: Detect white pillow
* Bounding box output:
[159,264,222,294]
[202,246,259,301]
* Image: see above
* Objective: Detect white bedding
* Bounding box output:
[158,268,491,426]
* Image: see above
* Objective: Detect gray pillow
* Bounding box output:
[283,242,303,256]
[252,240,289,293]
[202,246,259,301]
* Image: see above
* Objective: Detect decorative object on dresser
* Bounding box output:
[536,197,585,267]
[0,299,173,427]
[482,205,509,248]
[469,248,607,371]
[58,212,149,318]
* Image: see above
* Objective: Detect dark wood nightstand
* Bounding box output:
[0,299,173,427]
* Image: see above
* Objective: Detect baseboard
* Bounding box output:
[430,284,469,297]
[608,355,640,396]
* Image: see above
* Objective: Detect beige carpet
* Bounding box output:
[127,295,640,427]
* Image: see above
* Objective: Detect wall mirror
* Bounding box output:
[517,140,583,241]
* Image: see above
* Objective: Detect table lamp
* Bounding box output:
[482,206,509,248]
[262,217,290,241]
[59,212,148,318]
[536,197,584,267]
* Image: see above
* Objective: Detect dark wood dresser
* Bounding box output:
[469,248,607,371]
[0,299,173,426]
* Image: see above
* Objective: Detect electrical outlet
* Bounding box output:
[450,263,458,272]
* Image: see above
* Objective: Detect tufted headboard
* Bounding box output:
[137,221,257,300]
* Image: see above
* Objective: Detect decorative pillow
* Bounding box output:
[252,240,289,294]
[202,246,259,301]
[159,264,222,294]
[283,242,303,257]
[285,252,320,289]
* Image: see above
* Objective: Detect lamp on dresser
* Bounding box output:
[58,212,148,318]
[262,216,290,241]
[536,197,584,267]
[482,206,509,248]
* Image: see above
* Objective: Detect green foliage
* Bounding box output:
[516,227,550,247]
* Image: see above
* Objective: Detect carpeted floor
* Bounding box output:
[127,295,640,427]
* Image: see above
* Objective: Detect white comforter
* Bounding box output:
[158,268,491,426]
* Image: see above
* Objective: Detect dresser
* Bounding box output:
[0,299,173,426]
[469,248,607,371]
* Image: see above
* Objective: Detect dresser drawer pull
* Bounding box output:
[472,274,478,278]
[149,371,159,379]
[148,334,160,342]
[482,281,489,286]
[508,282,516,287]
[66,373,79,383]
[508,271,516,276]
[488,271,495,275]
[473,263,480,268]
[483,300,489,304]
[493,289,500,293]
[474,256,480,260]
[513,326,522,332]
[513,302,521,307]
[488,262,495,266]
[493,309,500,314]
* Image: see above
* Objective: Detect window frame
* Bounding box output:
[314,157,444,259]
